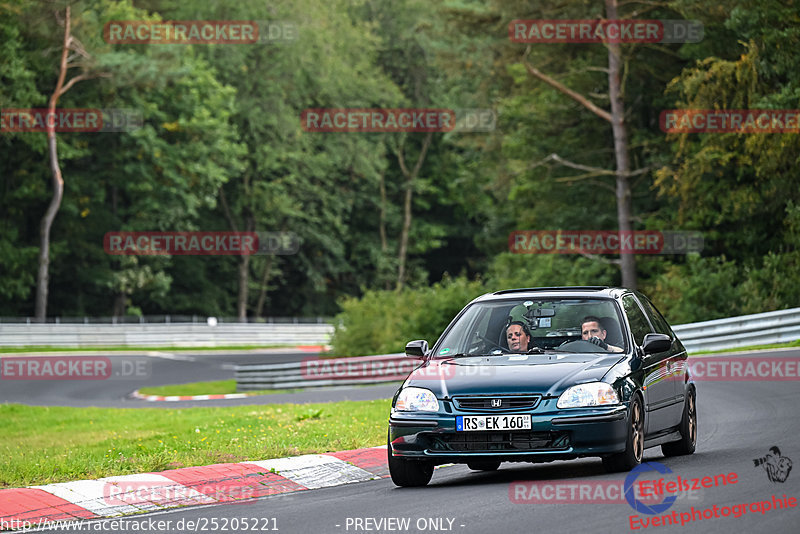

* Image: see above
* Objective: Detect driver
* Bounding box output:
[505,321,531,353]
[581,316,623,352]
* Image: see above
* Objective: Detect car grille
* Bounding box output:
[453,395,541,410]
[431,431,570,452]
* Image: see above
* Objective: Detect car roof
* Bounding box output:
[471,286,629,303]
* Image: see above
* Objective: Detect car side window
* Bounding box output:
[638,296,674,337]
[622,295,653,346]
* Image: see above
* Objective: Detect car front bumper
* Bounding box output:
[389,398,629,464]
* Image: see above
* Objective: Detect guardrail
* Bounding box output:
[236,353,409,390]
[671,307,800,353]
[234,307,800,391]
[0,322,333,347]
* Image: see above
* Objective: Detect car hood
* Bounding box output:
[405,353,627,397]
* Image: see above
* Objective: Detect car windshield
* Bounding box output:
[433,297,627,357]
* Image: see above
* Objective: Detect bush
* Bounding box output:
[333,248,800,355]
[642,255,742,324]
[331,254,620,356]
[485,253,619,289]
[642,252,800,325]
[330,276,485,356]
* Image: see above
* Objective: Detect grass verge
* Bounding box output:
[138,380,403,397]
[689,338,800,356]
[136,380,303,397]
[0,400,389,488]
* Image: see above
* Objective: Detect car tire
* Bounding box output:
[661,387,697,457]
[387,434,434,487]
[602,394,644,473]
[467,460,501,471]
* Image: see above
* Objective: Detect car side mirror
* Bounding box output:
[642,333,672,355]
[405,340,429,359]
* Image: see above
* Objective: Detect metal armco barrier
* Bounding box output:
[0,322,333,347]
[671,307,800,353]
[235,353,411,390]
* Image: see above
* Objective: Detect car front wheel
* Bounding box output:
[388,434,434,487]
[602,394,644,473]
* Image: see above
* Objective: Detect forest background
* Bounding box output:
[2,0,798,355]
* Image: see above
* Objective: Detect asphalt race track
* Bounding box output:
[11,348,800,534]
[0,350,400,407]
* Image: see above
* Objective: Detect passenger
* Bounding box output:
[505,321,531,353]
[581,316,623,352]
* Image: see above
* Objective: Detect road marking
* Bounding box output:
[145,351,196,361]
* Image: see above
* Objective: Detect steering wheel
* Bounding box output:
[558,339,609,353]
[476,333,507,352]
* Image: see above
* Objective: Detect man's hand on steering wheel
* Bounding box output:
[587,336,609,350]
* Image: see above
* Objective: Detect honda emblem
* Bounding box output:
[491,399,502,407]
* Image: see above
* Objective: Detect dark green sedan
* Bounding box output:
[388,286,697,487]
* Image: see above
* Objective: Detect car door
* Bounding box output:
[637,293,687,425]
[621,294,678,435]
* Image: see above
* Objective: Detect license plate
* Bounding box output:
[456,414,531,431]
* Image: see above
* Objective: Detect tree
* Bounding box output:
[35,5,109,320]
[519,0,645,288]
[395,131,433,289]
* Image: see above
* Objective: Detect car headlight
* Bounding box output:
[395,387,439,412]
[557,382,619,408]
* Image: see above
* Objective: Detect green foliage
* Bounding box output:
[0,400,388,487]
[331,276,485,356]
[0,0,797,334]
[643,255,742,324]
[486,253,619,289]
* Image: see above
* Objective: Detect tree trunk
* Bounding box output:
[236,215,254,321]
[606,0,637,289]
[237,254,250,321]
[255,255,274,318]
[396,132,433,290]
[35,7,72,322]
[113,293,127,318]
[397,177,413,290]
[378,170,392,290]
[379,170,388,253]
[218,184,252,321]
